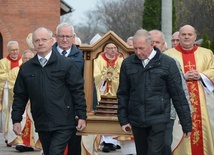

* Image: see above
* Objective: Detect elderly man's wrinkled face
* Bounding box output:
[104,43,118,58]
[179,26,197,49]
[22,52,34,63]
[150,32,165,52]
[133,37,154,60]
[8,44,20,59]
[171,32,179,48]
[55,26,75,50]
[33,28,54,55]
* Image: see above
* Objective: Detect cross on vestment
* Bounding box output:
[184,61,196,70]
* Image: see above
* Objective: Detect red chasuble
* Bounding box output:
[175,44,204,155]
[6,55,22,69]
[101,53,118,67]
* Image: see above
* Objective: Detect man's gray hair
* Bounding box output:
[133,29,153,44]
[149,29,165,41]
[22,49,35,57]
[32,27,53,39]
[7,41,19,50]
[55,23,74,34]
[127,36,133,43]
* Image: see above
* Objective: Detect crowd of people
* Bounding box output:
[0,23,213,155]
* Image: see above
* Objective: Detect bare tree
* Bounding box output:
[174,0,214,38]
[72,0,144,43]
[74,10,105,44]
[94,0,144,41]
[60,12,73,23]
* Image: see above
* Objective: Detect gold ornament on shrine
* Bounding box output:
[101,66,119,97]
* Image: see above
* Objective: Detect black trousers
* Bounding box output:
[38,129,75,155]
[161,119,175,155]
[132,123,166,155]
[67,134,81,155]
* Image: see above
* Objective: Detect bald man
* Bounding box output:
[171,31,179,48]
[165,25,214,155]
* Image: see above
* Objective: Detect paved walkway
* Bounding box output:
[0,133,41,155]
[0,133,134,155]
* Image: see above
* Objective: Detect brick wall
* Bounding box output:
[0,0,60,58]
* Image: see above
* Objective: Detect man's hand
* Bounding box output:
[121,124,132,134]
[13,123,23,136]
[184,70,200,81]
[76,119,86,131]
[183,132,191,138]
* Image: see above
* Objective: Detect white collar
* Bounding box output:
[37,51,52,61]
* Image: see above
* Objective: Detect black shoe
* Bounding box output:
[5,140,11,147]
[104,143,116,151]
[102,145,110,152]
[15,145,34,152]
[115,144,121,149]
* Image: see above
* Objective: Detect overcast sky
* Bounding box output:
[64,0,99,24]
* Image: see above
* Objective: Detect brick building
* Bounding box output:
[0,0,72,58]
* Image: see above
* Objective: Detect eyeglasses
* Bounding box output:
[33,38,52,44]
[57,34,74,39]
[10,49,19,52]
[105,47,117,50]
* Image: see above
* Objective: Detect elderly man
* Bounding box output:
[117,29,192,155]
[5,49,41,152]
[171,31,179,48]
[12,27,86,155]
[149,29,190,155]
[0,41,22,143]
[53,23,84,75]
[52,23,85,155]
[165,24,214,155]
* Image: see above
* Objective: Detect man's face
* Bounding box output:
[55,26,75,50]
[104,43,118,58]
[127,40,133,47]
[22,52,34,63]
[33,29,54,55]
[150,33,165,51]
[133,37,153,60]
[171,32,179,47]
[179,26,197,49]
[8,44,20,59]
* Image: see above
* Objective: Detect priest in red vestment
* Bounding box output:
[0,41,22,141]
[165,25,214,155]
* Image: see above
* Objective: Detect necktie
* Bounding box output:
[62,50,67,56]
[142,58,149,67]
[40,58,47,67]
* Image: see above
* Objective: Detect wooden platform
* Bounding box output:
[79,112,132,136]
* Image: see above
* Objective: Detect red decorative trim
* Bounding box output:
[101,53,118,67]
[175,43,198,54]
[182,52,204,155]
[6,55,21,69]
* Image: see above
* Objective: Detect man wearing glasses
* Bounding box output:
[53,23,84,75]
[12,27,86,155]
[93,42,123,152]
[0,41,22,145]
[52,23,84,155]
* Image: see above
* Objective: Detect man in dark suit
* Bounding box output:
[52,23,84,155]
[12,27,86,155]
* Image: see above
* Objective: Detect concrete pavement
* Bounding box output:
[0,132,133,155]
[0,133,41,155]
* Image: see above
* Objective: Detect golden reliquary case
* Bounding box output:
[78,31,134,135]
